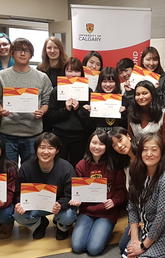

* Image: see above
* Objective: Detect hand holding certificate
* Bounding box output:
[57,76,89,101]
[3,88,39,113]
[0,173,7,202]
[90,93,122,119]
[20,183,57,212]
[72,177,107,202]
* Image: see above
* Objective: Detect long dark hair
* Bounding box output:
[82,51,103,71]
[84,128,113,170]
[95,67,121,93]
[129,133,165,204]
[140,46,164,75]
[107,127,137,170]
[129,80,162,124]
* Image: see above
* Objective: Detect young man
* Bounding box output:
[0,38,52,163]
[14,132,77,240]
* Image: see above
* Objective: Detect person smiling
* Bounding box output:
[14,132,77,240]
[0,33,14,70]
[0,38,52,164]
[82,51,103,71]
[84,67,128,131]
[46,57,92,166]
[122,133,165,258]
[37,37,68,87]
[128,80,165,144]
[140,46,164,75]
[69,129,127,256]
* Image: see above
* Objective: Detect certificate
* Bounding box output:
[90,93,122,118]
[83,66,100,91]
[0,173,7,202]
[57,76,89,101]
[20,183,57,212]
[129,65,160,89]
[3,88,39,113]
[72,177,107,202]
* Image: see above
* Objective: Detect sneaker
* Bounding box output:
[55,227,69,240]
[33,216,49,240]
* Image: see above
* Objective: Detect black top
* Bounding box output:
[17,157,75,210]
[45,87,93,137]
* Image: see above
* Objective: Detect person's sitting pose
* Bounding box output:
[14,132,77,240]
[0,139,17,239]
[70,129,127,256]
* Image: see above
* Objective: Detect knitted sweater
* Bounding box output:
[0,67,52,136]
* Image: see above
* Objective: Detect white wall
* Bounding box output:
[0,0,68,21]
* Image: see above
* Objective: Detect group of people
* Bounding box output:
[0,32,165,258]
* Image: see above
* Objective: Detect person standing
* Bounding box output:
[0,38,52,164]
[37,37,68,88]
[0,33,14,70]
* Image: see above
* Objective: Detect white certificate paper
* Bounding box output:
[3,88,39,113]
[72,177,107,202]
[20,183,57,212]
[129,65,160,89]
[57,76,89,101]
[0,173,7,202]
[83,66,100,92]
[90,93,122,119]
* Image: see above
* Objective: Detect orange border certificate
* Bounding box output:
[3,88,39,113]
[20,183,57,212]
[83,66,100,92]
[72,177,107,202]
[57,76,89,101]
[90,93,122,118]
[0,173,7,202]
[129,65,160,89]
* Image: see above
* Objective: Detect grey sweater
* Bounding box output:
[0,67,52,136]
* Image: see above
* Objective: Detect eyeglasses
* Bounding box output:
[13,48,31,54]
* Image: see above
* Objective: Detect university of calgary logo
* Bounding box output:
[86,23,94,33]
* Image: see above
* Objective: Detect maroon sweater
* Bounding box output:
[76,159,127,224]
[0,161,18,209]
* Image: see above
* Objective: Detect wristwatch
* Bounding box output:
[140,242,148,251]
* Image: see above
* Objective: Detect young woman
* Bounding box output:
[45,57,92,166]
[107,127,137,255]
[0,138,17,239]
[128,80,165,144]
[70,129,127,256]
[37,37,68,87]
[116,58,134,95]
[14,132,77,240]
[124,133,165,258]
[140,46,164,75]
[0,33,14,70]
[84,67,128,130]
[82,51,103,71]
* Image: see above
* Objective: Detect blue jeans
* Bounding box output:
[71,214,115,256]
[0,204,14,224]
[0,133,36,164]
[119,225,130,254]
[14,208,77,229]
